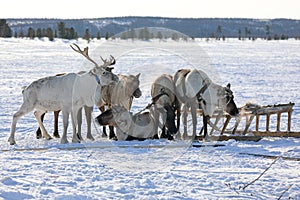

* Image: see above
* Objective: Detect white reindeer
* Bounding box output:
[174,68,239,139]
[35,59,116,141]
[8,44,119,145]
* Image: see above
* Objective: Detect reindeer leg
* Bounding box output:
[177,109,181,131]
[176,107,181,133]
[76,107,84,141]
[160,126,165,138]
[53,110,60,138]
[9,103,34,145]
[175,100,181,135]
[153,105,160,138]
[190,102,197,140]
[199,126,203,135]
[71,107,80,143]
[203,115,208,138]
[99,106,107,137]
[109,126,116,140]
[61,110,69,144]
[34,110,52,140]
[182,104,188,140]
[102,126,107,137]
[209,112,222,135]
[84,106,94,140]
[36,113,45,139]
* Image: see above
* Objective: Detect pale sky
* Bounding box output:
[1,0,300,19]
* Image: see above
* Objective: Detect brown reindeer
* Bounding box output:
[97,73,142,139]
[151,74,178,139]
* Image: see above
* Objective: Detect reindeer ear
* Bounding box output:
[91,68,97,73]
[226,83,231,89]
[136,73,141,79]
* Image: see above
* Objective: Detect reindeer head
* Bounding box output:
[223,83,239,116]
[213,83,239,116]
[95,105,132,131]
[201,83,239,117]
[128,73,142,98]
[70,44,119,86]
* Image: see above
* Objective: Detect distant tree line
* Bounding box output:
[0,19,12,37]
[24,27,56,41]
[1,19,300,41]
[207,24,292,41]
[0,20,115,42]
[119,27,189,41]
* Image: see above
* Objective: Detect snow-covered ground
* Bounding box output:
[0,37,299,199]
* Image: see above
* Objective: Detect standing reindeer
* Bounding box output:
[151,74,178,139]
[174,68,239,139]
[35,59,116,140]
[8,44,119,145]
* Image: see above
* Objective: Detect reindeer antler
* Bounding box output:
[100,55,116,68]
[70,43,99,67]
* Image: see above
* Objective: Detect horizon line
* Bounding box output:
[4,16,300,21]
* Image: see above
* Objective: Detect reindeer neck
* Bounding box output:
[89,70,101,85]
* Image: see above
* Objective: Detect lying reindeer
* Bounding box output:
[95,92,168,140]
[174,68,239,139]
[8,44,119,145]
[151,74,178,139]
[97,73,142,139]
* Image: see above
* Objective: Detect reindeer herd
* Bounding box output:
[8,44,239,145]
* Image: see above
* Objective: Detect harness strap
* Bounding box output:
[196,82,209,99]
[146,90,169,109]
[136,90,169,115]
[180,70,209,101]
[196,79,211,108]
[89,71,101,84]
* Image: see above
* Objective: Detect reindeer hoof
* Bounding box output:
[8,138,16,145]
[53,132,60,138]
[72,137,81,143]
[36,131,42,139]
[87,135,95,141]
[36,134,42,139]
[60,138,69,144]
[76,133,83,141]
[110,136,118,141]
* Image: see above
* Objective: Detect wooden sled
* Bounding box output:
[194,102,300,141]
